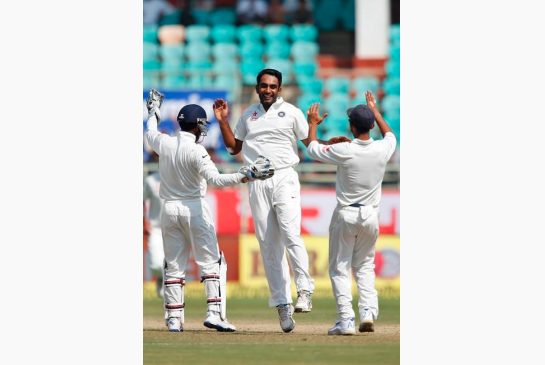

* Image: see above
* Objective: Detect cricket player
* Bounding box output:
[145,90,275,333]
[214,69,330,333]
[304,91,397,335]
[143,154,165,298]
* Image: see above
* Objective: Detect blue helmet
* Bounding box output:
[176,104,209,136]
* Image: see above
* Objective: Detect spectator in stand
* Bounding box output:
[144,0,176,25]
[290,0,313,24]
[194,0,215,12]
[267,0,286,24]
[236,0,267,24]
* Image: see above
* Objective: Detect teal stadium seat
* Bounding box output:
[390,24,400,45]
[143,25,158,43]
[211,25,237,44]
[297,93,322,115]
[161,60,184,77]
[265,59,293,84]
[237,24,263,44]
[143,59,161,71]
[290,24,318,42]
[239,42,264,61]
[143,42,159,61]
[159,10,182,26]
[383,77,400,95]
[298,78,323,95]
[187,73,213,89]
[186,60,212,73]
[381,95,400,116]
[263,24,290,43]
[144,72,161,89]
[241,59,265,85]
[385,60,400,77]
[212,43,239,60]
[324,93,350,116]
[213,59,239,75]
[341,0,355,31]
[352,76,380,94]
[161,75,187,90]
[314,0,340,31]
[185,25,210,43]
[208,8,236,25]
[291,41,319,62]
[192,9,209,25]
[185,42,211,61]
[389,43,400,62]
[160,44,184,62]
[325,76,351,94]
[265,41,291,60]
[294,61,317,80]
[214,74,240,101]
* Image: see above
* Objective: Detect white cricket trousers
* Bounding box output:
[160,198,221,319]
[329,205,379,322]
[248,167,315,307]
[147,225,164,276]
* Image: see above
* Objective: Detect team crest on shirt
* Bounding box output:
[278,111,285,117]
[250,111,258,120]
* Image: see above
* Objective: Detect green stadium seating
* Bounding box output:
[352,76,380,94]
[341,0,355,31]
[324,93,350,115]
[209,8,236,25]
[239,42,264,60]
[185,42,211,61]
[212,43,239,60]
[237,24,263,43]
[390,24,400,44]
[241,59,265,85]
[383,77,400,95]
[143,59,161,71]
[159,10,181,26]
[192,9,209,25]
[143,42,159,61]
[290,24,318,42]
[297,93,322,114]
[381,95,400,116]
[161,75,187,90]
[325,76,351,94]
[291,41,319,61]
[160,44,184,62]
[210,25,237,44]
[263,24,290,43]
[298,78,323,95]
[143,25,159,43]
[385,60,400,77]
[185,25,210,43]
[212,59,239,75]
[265,41,291,59]
[389,43,400,62]
[265,59,293,84]
[293,61,317,79]
[161,60,184,75]
[144,72,161,89]
[186,60,212,73]
[187,73,214,89]
[314,0,340,31]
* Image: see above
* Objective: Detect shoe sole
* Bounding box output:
[294,307,311,313]
[168,329,183,332]
[204,321,236,332]
[281,326,295,333]
[359,322,374,332]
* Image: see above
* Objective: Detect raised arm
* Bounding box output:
[365,91,392,137]
[300,103,351,146]
[213,99,243,155]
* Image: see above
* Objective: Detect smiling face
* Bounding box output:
[256,74,281,110]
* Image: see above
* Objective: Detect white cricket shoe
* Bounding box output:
[277,304,295,333]
[327,317,356,335]
[359,309,375,332]
[294,290,312,313]
[166,317,183,332]
[203,312,236,332]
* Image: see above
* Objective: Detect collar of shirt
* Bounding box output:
[258,97,284,113]
[352,137,374,146]
[178,131,196,142]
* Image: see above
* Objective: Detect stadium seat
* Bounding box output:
[341,0,355,31]
[265,41,291,60]
[390,24,400,44]
[159,10,181,26]
[192,9,209,25]
[324,93,350,115]
[383,77,400,95]
[297,93,322,114]
[212,59,239,75]
[158,25,185,44]
[381,95,401,115]
[293,61,317,79]
[241,59,265,85]
[160,44,184,62]
[265,59,293,84]
[144,72,161,89]
[186,60,212,73]
[214,74,240,101]
[185,25,210,43]
[212,43,239,60]
[290,24,318,42]
[385,60,400,77]
[161,60,184,75]
[143,59,161,71]
[161,75,187,90]
[389,43,400,62]
[143,42,159,61]
[187,73,214,89]
[185,42,211,61]
[210,25,237,44]
[143,25,158,43]
[237,24,263,44]
[298,78,323,95]
[314,0,340,31]
[291,41,319,62]
[263,24,290,43]
[352,76,380,94]
[324,76,351,94]
[239,42,264,60]
[208,8,236,25]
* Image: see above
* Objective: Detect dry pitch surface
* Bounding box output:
[145,296,399,365]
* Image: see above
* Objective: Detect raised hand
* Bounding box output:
[365,91,378,111]
[213,98,229,123]
[307,103,328,126]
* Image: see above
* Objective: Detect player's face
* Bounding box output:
[256,74,281,109]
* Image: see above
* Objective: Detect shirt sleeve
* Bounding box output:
[381,132,397,162]
[293,107,309,140]
[233,114,247,141]
[195,146,243,187]
[307,140,352,165]
[144,115,167,155]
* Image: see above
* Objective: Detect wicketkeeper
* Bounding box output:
[144,89,275,332]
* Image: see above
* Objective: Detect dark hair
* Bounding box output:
[349,118,372,134]
[256,69,282,87]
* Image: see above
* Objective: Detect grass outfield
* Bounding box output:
[144,295,400,365]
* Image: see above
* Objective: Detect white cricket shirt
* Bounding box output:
[143,171,163,226]
[307,133,397,208]
[234,97,308,170]
[145,115,243,200]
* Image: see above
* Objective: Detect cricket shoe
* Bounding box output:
[277,304,295,333]
[294,290,312,313]
[359,309,375,332]
[203,312,236,332]
[327,317,356,335]
[166,317,183,332]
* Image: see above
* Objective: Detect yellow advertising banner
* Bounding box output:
[239,234,400,297]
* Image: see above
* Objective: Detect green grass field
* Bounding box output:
[144,295,400,365]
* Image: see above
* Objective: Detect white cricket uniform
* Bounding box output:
[143,172,164,276]
[234,97,315,307]
[145,115,243,320]
[307,132,397,322]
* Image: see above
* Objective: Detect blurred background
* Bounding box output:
[143,0,400,299]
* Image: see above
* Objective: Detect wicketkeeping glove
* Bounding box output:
[239,155,275,181]
[146,89,164,122]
